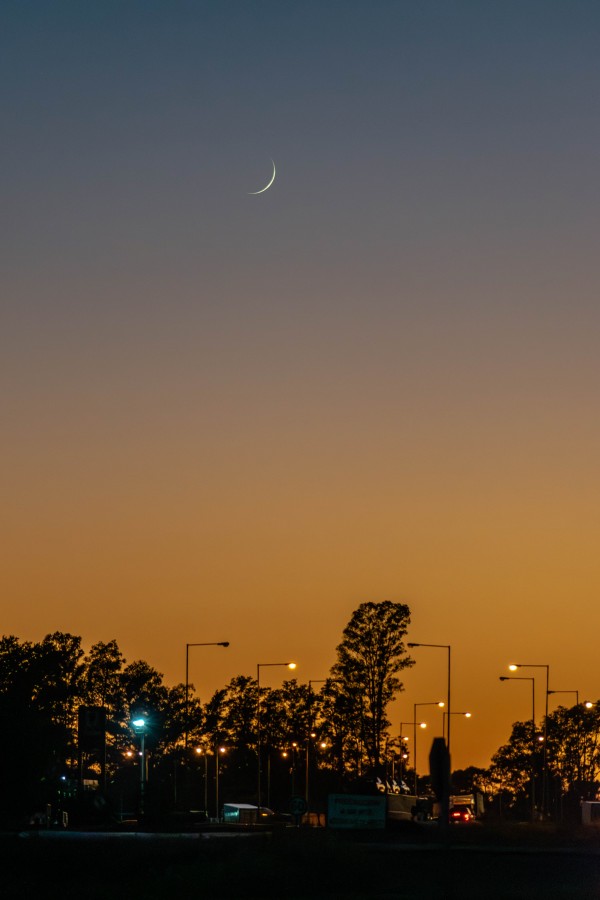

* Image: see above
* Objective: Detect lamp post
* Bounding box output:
[256,661,297,811]
[413,702,445,796]
[397,734,409,788]
[215,745,226,821]
[500,675,536,821]
[184,641,230,749]
[400,720,427,796]
[547,690,579,707]
[194,747,209,816]
[407,643,451,761]
[305,678,340,811]
[305,679,326,808]
[442,711,472,741]
[131,716,148,820]
[509,663,550,817]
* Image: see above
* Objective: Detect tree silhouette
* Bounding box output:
[331,601,414,774]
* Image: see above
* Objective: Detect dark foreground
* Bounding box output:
[2,824,600,899]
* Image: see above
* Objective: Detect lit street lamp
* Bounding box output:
[131,715,148,820]
[397,733,410,788]
[399,720,426,795]
[257,661,297,810]
[304,677,341,812]
[442,711,472,742]
[215,745,226,821]
[194,747,209,816]
[509,663,550,817]
[413,702,444,795]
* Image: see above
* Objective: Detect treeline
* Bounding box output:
[0,601,414,825]
[2,603,597,827]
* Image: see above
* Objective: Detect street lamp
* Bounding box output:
[397,733,410,788]
[215,745,226,821]
[131,715,148,820]
[400,720,426,796]
[548,690,579,707]
[256,661,297,810]
[305,678,341,811]
[194,747,209,816]
[413,702,444,796]
[442,711,472,739]
[184,641,230,748]
[509,663,550,817]
[407,643,452,760]
[500,675,536,821]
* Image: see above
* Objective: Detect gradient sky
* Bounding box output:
[3,0,600,771]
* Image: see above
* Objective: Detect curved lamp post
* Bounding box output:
[509,663,549,817]
[194,746,209,815]
[400,720,427,795]
[442,711,472,741]
[256,662,297,810]
[547,689,579,707]
[413,702,444,795]
[408,643,451,761]
[500,675,536,821]
[131,715,148,819]
[215,745,226,821]
[184,641,230,748]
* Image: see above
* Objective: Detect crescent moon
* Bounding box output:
[248,159,276,195]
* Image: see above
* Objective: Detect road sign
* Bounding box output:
[290,796,308,817]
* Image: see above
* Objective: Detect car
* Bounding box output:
[449,806,474,823]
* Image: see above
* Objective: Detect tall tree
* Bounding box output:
[331,601,414,773]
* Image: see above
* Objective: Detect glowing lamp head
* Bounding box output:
[585,701,593,709]
[132,718,146,728]
[465,712,472,718]
[438,702,445,708]
[509,664,518,672]
[419,722,427,729]
[288,662,297,670]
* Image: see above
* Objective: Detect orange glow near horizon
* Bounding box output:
[3,3,600,775]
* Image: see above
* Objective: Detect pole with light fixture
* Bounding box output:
[500,675,536,821]
[256,661,297,812]
[131,715,148,820]
[509,663,549,817]
[408,643,451,761]
[413,702,444,796]
[184,641,230,749]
